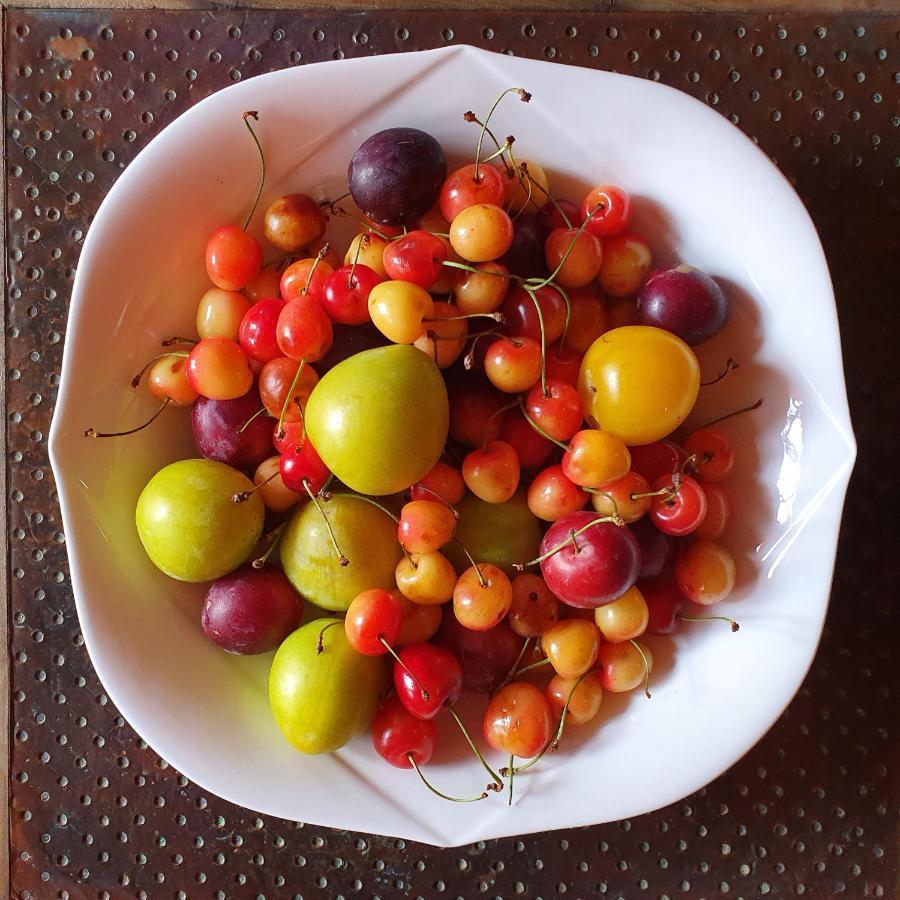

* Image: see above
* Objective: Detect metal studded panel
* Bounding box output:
[5,10,897,899]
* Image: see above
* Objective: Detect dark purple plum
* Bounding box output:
[191,393,273,470]
[315,323,389,375]
[201,565,303,654]
[348,127,447,225]
[630,517,671,580]
[637,265,729,345]
[499,212,550,280]
[434,615,521,694]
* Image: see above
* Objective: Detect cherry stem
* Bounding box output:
[241,111,264,231]
[315,619,342,654]
[522,285,548,396]
[463,110,514,176]
[701,357,740,387]
[301,244,330,296]
[517,398,569,451]
[348,232,368,288]
[679,614,740,633]
[509,162,534,221]
[510,671,590,775]
[276,358,306,440]
[513,657,551,678]
[515,516,622,570]
[340,492,401,523]
[681,451,713,476]
[330,204,391,241]
[498,638,533,691]
[447,706,504,791]
[473,87,530,182]
[630,640,652,699]
[590,489,621,519]
[378,637,430,700]
[441,258,527,285]
[526,168,573,229]
[239,405,269,434]
[481,399,519,453]
[251,522,287,568]
[452,540,487,588]
[161,336,197,347]
[696,397,764,430]
[130,353,188,388]
[483,136,514,165]
[84,397,171,439]
[303,481,349,567]
[508,754,515,806]
[320,191,351,208]
[555,283,573,352]
[231,469,277,504]
[424,311,504,324]
[526,202,603,291]
[630,474,682,503]
[462,331,502,370]
[408,755,488,803]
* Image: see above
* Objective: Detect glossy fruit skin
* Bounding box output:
[239,298,285,363]
[148,355,198,406]
[545,344,583,387]
[590,470,651,524]
[527,465,588,522]
[367,279,434,344]
[280,258,334,303]
[629,440,688,484]
[453,563,513,631]
[638,265,729,345]
[581,185,631,238]
[259,356,318,422]
[525,379,583,442]
[305,345,449,495]
[413,300,468,369]
[205,224,262,291]
[462,440,521,504]
[444,492,542,577]
[435,615,521,693]
[484,337,542,394]
[279,492,403,612]
[508,574,560,637]
[345,588,404,655]
[344,233,389,280]
[372,695,436,768]
[448,387,505,447]
[505,159,550,213]
[502,284,567,345]
[393,643,463,720]
[395,551,458,606]
[440,163,506,222]
[631,519,671,580]
[544,227,603,289]
[186,338,253,401]
[349,127,447,225]
[263,193,326,253]
[500,212,550,279]
[322,265,380,326]
[675,539,736,605]
[696,482,729,539]
[562,429,632,489]
[454,260,510,314]
[449,203,514,263]
[276,295,334,363]
[578,326,701,445]
[279,439,330,496]
[641,579,684,634]
[546,672,603,725]
[595,640,653,693]
[191,394,274,470]
[383,230,448,288]
[398,499,457,553]
[593,584,649,642]
[196,288,251,342]
[684,428,735,482]
[599,232,653,298]
[541,619,601,678]
[650,474,708,536]
[136,459,264,583]
[538,512,642,608]
[201,565,302,654]
[483,682,553,758]
[409,461,466,506]
[396,594,443,647]
[269,618,386,754]
[253,456,301,513]
[499,411,555,471]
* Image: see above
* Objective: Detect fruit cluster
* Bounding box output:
[93,91,758,804]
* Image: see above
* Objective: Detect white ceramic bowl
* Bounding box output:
[49,46,856,847]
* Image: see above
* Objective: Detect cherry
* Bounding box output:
[696,482,729,539]
[649,474,708,536]
[641,579,684,634]
[440,163,506,222]
[562,289,608,354]
[629,440,688,484]
[595,640,653,694]
[454,261,510,315]
[393,643,463,720]
[453,563,513,631]
[239,297,285,363]
[630,519,672,579]
[410,460,466,506]
[524,379,583,442]
[544,227,603,289]
[396,593,443,647]
[259,356,318,423]
[372,695,436,768]
[263,193,326,253]
[416,202,451,235]
[530,511,641,608]
[413,300,468,369]
[368,280,434,344]
[344,232,389,279]
[504,158,550,215]
[598,231,652,298]
[683,428,735,482]
[540,198,580,232]
[546,672,603,725]
[206,224,263,291]
[322,264,380,326]
[192,394,274,469]
[398,500,457,553]
[527,465,588,522]
[395,551,458,605]
[196,288,251,342]
[589,470,651,523]
[186,338,253,400]
[273,419,306,454]
[580,185,631,238]
[594,585,649,642]
[280,257,334,302]
[253,456,302,512]
[383,230,448,289]
[484,336,542,393]
[147,354,198,406]
[499,211,550,279]
[545,343,583,387]
[244,265,283,303]
[606,297,640,329]
[675,539,736,605]
[561,429,632,489]
[450,203,514,262]
[276,295,334,362]
[448,386,505,447]
[344,588,404,655]
[508,574,561,638]
[502,284,566,345]
[278,438,330,495]
[435,615,521,693]
[498,410,555,470]
[483,682,553,759]
[541,619,601,678]
[462,440,520,503]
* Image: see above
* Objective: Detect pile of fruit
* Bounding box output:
[90,90,758,803]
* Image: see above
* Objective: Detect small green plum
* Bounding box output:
[279,493,403,612]
[269,619,387,754]
[135,458,264,582]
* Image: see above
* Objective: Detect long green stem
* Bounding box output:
[276,359,306,440]
[498,638,533,692]
[525,202,603,291]
[338,492,401,523]
[304,482,349,566]
[241,111,265,231]
[472,88,529,181]
[631,639,652,699]
[517,398,569,452]
[447,706,504,791]
[522,285,548,397]
[515,516,620,570]
[239,405,269,435]
[508,755,515,806]
[252,521,288,568]
[85,398,171,439]
[408,755,488,803]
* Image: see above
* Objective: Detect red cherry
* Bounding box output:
[540,198,581,232]
[641,579,684,634]
[649,474,708,536]
[448,387,506,447]
[205,224,263,291]
[393,643,463,720]
[580,185,632,238]
[524,378,583,442]
[278,439,330,495]
[498,410,555,470]
[345,589,404,655]
[273,420,305,454]
[502,284,567,344]
[545,343,583,387]
[629,440,688,484]
[280,258,333,302]
[383,230,448,289]
[322,264,380,325]
[371,695,436,768]
[683,428,735,482]
[276,295,333,362]
[462,440,520,504]
[239,297,285,363]
[439,164,506,223]
[409,461,466,506]
[527,464,588,522]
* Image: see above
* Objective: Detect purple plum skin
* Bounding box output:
[637,265,729,345]
[201,565,303,655]
[348,127,447,226]
[191,393,273,470]
[629,517,671,580]
[434,615,522,693]
[500,212,550,279]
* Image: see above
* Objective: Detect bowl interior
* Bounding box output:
[49,46,855,846]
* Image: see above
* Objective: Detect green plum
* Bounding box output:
[135,458,264,582]
[280,492,403,612]
[269,618,386,754]
[304,345,449,495]
[444,491,543,576]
